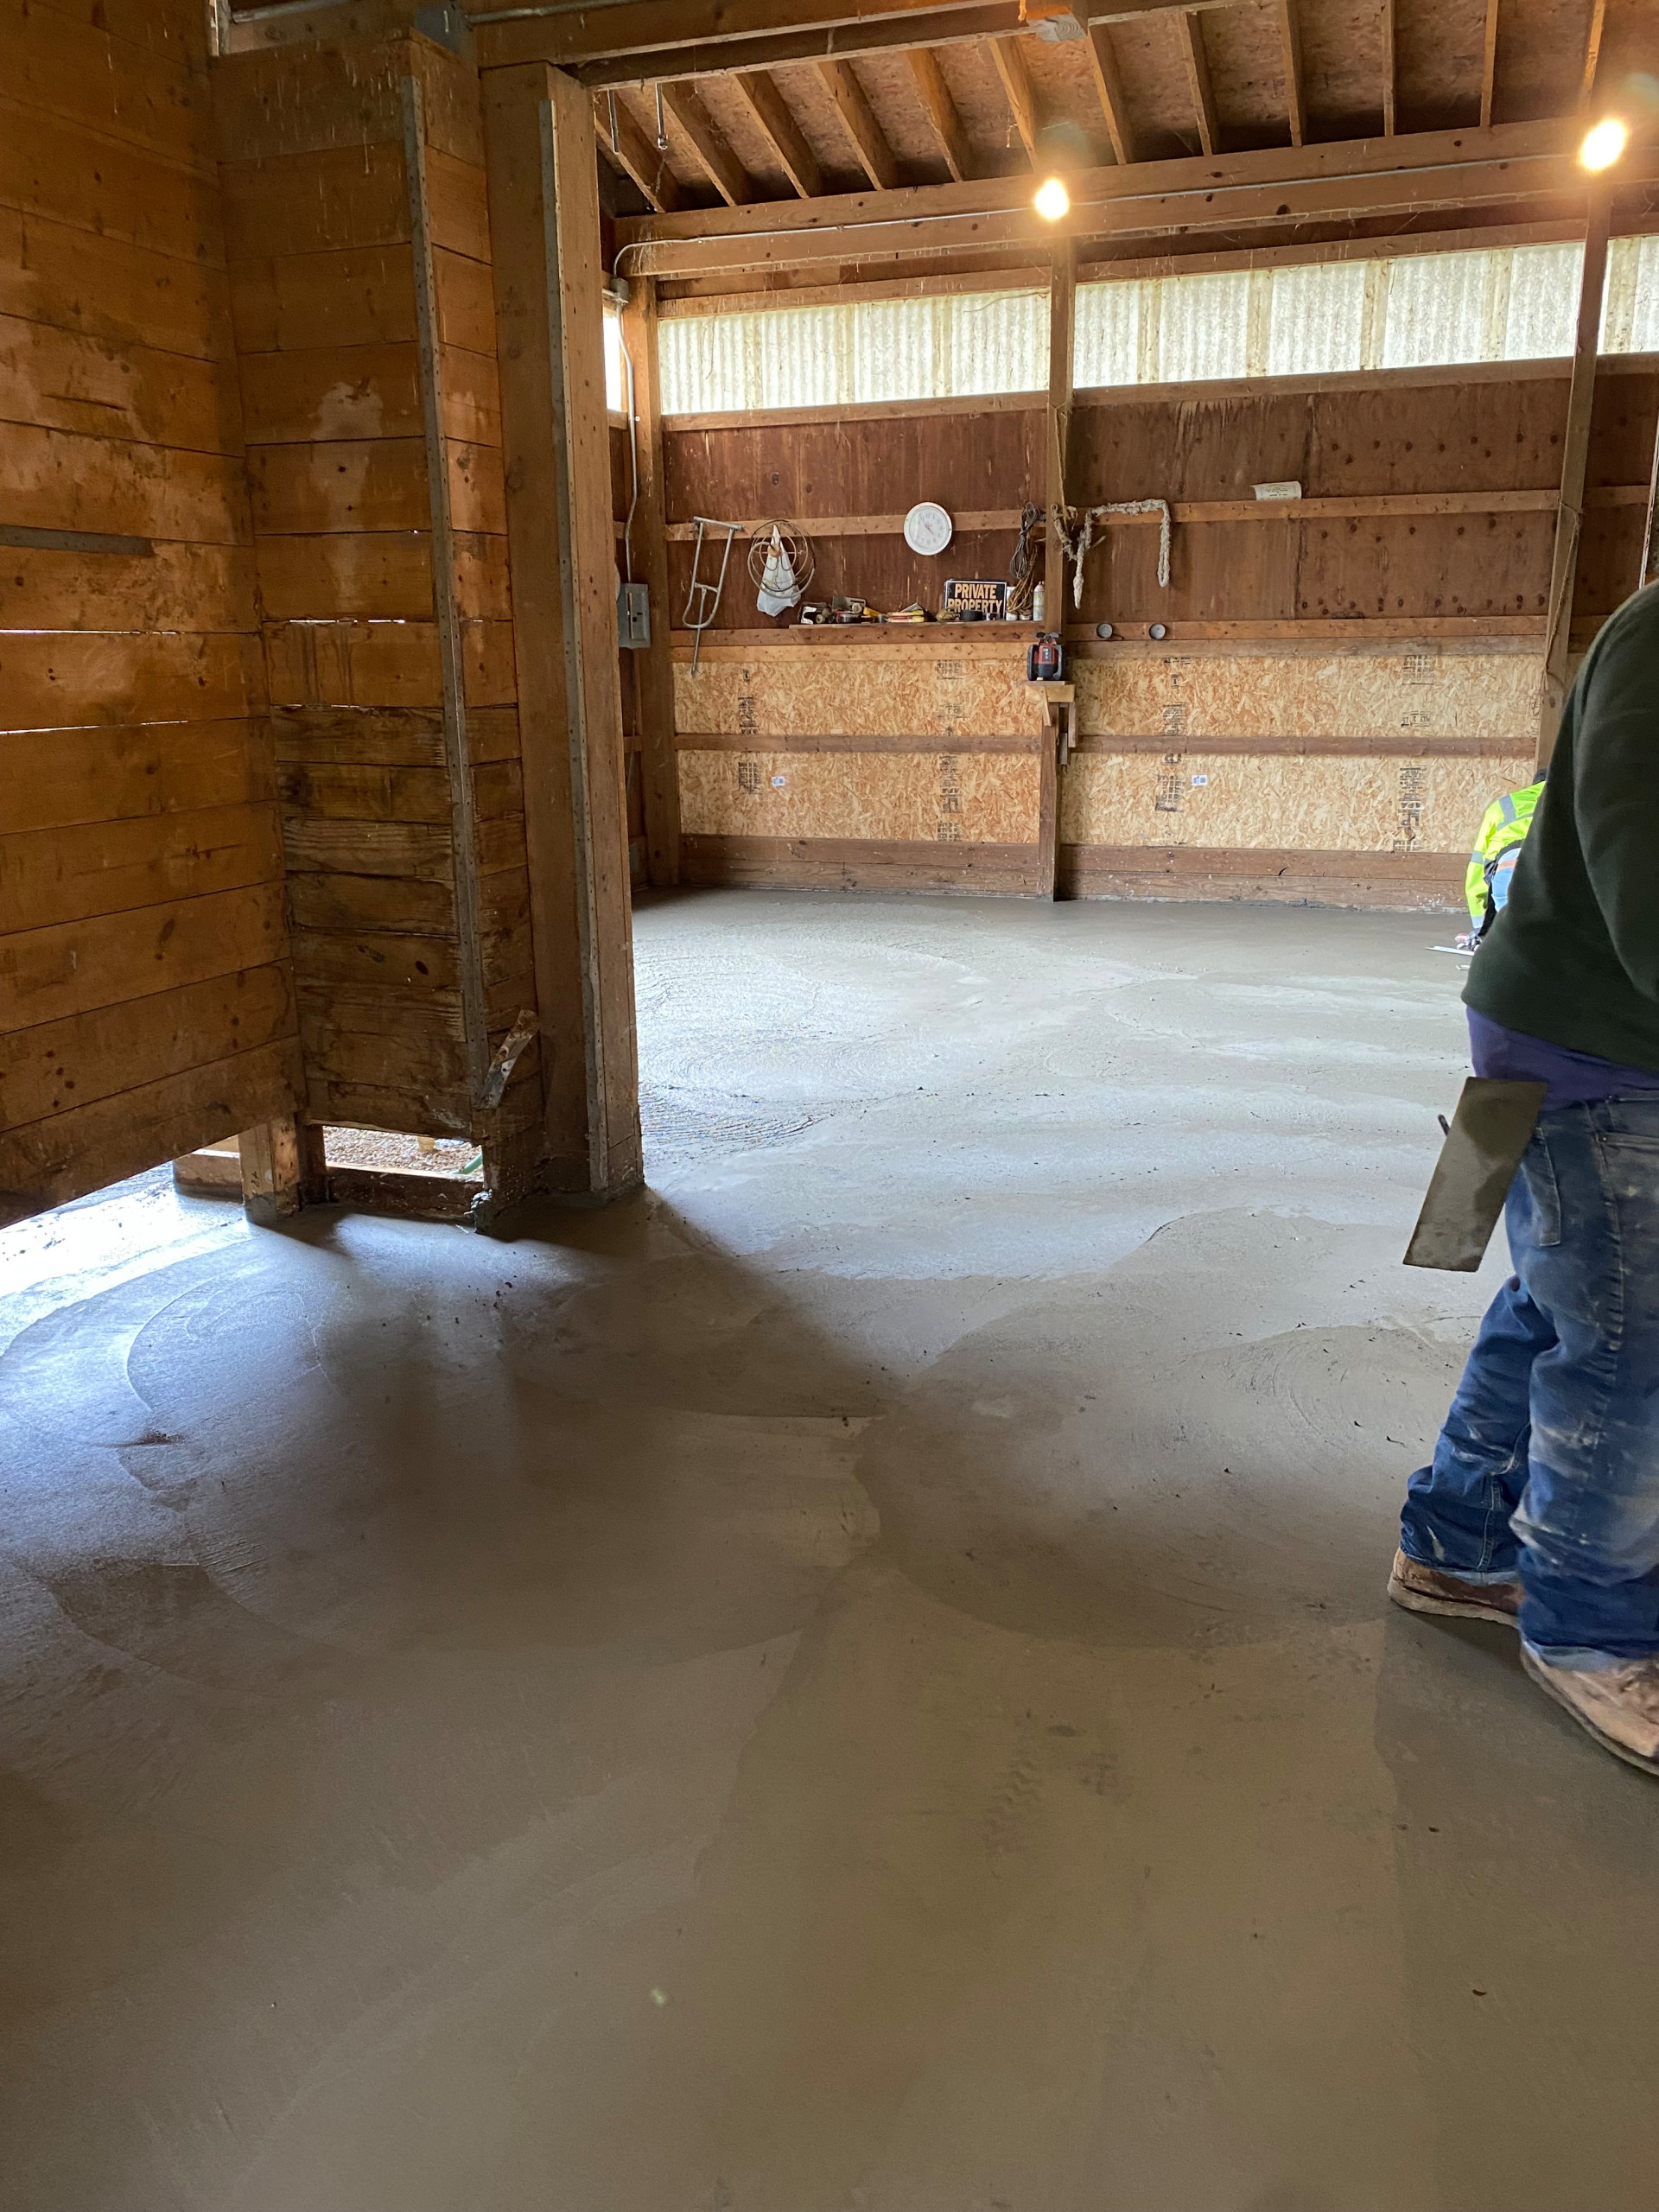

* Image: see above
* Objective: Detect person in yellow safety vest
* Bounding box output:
[1461,779,1545,947]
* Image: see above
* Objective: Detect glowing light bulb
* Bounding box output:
[1580,117,1629,170]
[1034,175,1070,220]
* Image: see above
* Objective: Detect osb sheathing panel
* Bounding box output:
[680,747,1041,842]
[1075,652,1543,741]
[1059,752,1538,852]
[674,651,1042,739]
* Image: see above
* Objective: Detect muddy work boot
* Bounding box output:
[1387,1548,1521,1627]
[1521,1644,1659,1777]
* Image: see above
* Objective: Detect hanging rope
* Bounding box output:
[1054,498,1173,606]
[1006,501,1046,619]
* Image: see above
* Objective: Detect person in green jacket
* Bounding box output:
[1461,778,1543,945]
[1389,582,1659,1776]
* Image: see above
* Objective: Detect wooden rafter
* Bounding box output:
[1480,0,1499,127]
[1276,0,1305,148]
[731,70,824,196]
[989,35,1041,165]
[907,46,973,181]
[1580,0,1606,107]
[1084,23,1136,165]
[1381,0,1395,135]
[1176,10,1218,157]
[617,118,1659,277]
[594,92,684,214]
[818,58,899,188]
[660,82,756,206]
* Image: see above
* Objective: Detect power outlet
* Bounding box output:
[618,582,651,649]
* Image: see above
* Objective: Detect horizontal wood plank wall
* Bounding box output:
[659,359,1658,906]
[0,0,301,1216]
[215,34,537,1152]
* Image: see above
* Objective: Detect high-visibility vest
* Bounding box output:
[1465,780,1543,926]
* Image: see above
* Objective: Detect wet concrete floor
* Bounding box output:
[2,893,1656,2211]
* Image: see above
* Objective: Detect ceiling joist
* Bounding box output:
[907,46,975,181]
[1276,0,1306,148]
[595,92,683,213]
[732,70,825,196]
[818,57,901,188]
[1176,10,1219,157]
[1580,0,1606,107]
[615,118,1654,277]
[1084,22,1137,165]
[988,35,1043,164]
[1380,0,1396,135]
[660,83,757,207]
[1479,0,1500,127]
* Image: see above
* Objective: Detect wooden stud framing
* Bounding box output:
[1479,0,1500,127]
[989,35,1041,164]
[621,277,682,884]
[1277,0,1305,147]
[818,57,900,188]
[1177,10,1218,157]
[404,71,490,1110]
[1538,191,1611,769]
[483,63,641,1196]
[732,70,824,196]
[1084,23,1136,164]
[907,45,973,180]
[594,90,684,212]
[1380,0,1396,136]
[661,82,756,206]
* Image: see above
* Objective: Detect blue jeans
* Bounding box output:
[1401,1094,1659,1659]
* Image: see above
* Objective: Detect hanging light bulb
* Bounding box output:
[1034,175,1070,220]
[655,84,668,151]
[1580,116,1629,169]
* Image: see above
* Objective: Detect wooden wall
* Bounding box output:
[0,0,301,1216]
[661,356,1658,906]
[215,35,538,1156]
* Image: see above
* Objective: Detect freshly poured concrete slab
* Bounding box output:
[1,897,1653,2212]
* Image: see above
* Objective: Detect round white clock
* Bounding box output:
[903,500,953,556]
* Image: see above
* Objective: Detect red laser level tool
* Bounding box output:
[1027,632,1066,682]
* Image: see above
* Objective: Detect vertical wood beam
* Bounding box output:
[989,35,1041,165]
[660,82,755,206]
[1038,241,1073,901]
[1084,23,1136,164]
[483,64,641,1198]
[594,92,683,213]
[621,276,681,886]
[238,1117,321,1224]
[1276,0,1305,147]
[1380,0,1396,135]
[1580,0,1606,106]
[731,70,823,196]
[1539,193,1611,771]
[907,46,972,181]
[404,71,490,1112]
[1177,11,1218,157]
[818,58,899,188]
[1479,0,1500,127]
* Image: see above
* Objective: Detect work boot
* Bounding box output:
[1521,1644,1659,1777]
[1387,1547,1520,1627]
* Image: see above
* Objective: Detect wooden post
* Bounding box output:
[238,1118,323,1225]
[1538,194,1611,772]
[1039,241,1075,903]
[1045,235,1076,619]
[483,64,642,1198]
[620,276,682,887]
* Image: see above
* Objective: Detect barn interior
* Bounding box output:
[3,0,1658,2203]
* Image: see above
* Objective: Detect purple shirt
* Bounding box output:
[1467,1009,1659,1109]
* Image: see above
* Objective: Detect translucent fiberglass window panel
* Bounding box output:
[657,288,1046,415]
[603,306,624,413]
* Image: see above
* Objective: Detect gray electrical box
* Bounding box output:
[618,582,651,649]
